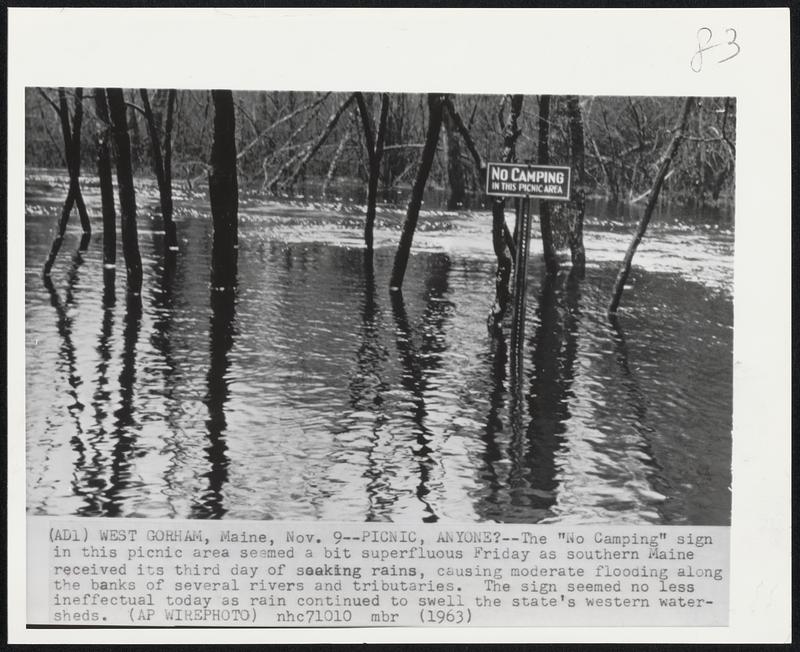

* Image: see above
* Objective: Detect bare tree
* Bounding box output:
[566,95,586,275]
[380,95,413,196]
[389,93,444,291]
[127,90,143,169]
[321,126,352,197]
[608,96,694,314]
[537,95,558,275]
[441,104,466,209]
[106,88,143,297]
[441,97,485,177]
[209,90,239,292]
[140,89,179,250]
[282,93,355,191]
[42,87,91,277]
[486,94,524,328]
[93,88,117,297]
[354,92,389,251]
[239,92,331,164]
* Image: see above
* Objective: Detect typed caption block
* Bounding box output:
[28,518,729,627]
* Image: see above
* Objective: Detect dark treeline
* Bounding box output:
[27,89,735,207]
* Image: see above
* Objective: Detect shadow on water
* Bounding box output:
[476,327,508,512]
[475,269,581,522]
[481,271,666,523]
[350,253,393,522]
[43,249,91,512]
[102,265,116,309]
[101,294,143,516]
[191,269,237,519]
[77,267,117,517]
[605,312,667,513]
[389,253,453,523]
[608,313,651,426]
[390,290,437,523]
[518,271,581,515]
[148,250,186,517]
[348,253,387,411]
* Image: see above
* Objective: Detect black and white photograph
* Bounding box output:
[8,7,792,644]
[25,88,735,525]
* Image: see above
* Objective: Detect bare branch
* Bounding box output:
[38,105,67,168]
[382,143,429,152]
[374,93,389,161]
[354,92,376,162]
[237,92,331,161]
[322,127,351,196]
[442,97,484,173]
[497,95,508,130]
[140,89,166,185]
[124,101,148,118]
[284,93,357,188]
[467,101,478,131]
[37,88,61,115]
[258,107,322,189]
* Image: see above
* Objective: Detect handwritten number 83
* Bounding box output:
[691,27,740,73]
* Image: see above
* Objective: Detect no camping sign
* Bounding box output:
[486,162,571,200]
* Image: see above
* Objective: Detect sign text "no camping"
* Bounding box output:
[486,162,571,200]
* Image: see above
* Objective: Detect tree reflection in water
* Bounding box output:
[390,290,437,522]
[476,270,581,522]
[102,264,115,308]
[81,264,116,516]
[148,250,186,517]
[44,249,93,513]
[192,281,237,518]
[389,253,453,523]
[606,312,666,513]
[518,271,580,515]
[476,327,507,512]
[608,313,651,429]
[103,294,142,515]
[350,252,393,521]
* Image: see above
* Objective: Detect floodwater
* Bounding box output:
[24,171,733,524]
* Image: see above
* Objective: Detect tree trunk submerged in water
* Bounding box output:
[93,89,116,268]
[389,93,444,291]
[42,87,91,277]
[608,96,694,315]
[93,88,117,302]
[566,95,586,276]
[488,94,523,330]
[537,95,559,276]
[209,90,239,292]
[438,96,517,330]
[442,104,466,210]
[106,88,143,298]
[354,92,390,252]
[60,88,92,240]
[367,95,389,250]
[140,88,179,251]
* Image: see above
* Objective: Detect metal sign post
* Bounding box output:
[485,162,571,381]
[509,195,534,381]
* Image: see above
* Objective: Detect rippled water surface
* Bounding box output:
[25,172,733,524]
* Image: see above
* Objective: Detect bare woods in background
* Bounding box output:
[28,88,734,316]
